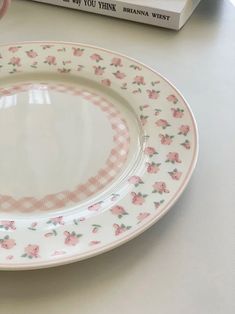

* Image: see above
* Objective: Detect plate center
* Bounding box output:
[0,83,130,213]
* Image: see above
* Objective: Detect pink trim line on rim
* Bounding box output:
[0,0,11,19]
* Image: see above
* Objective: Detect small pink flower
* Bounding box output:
[155,109,162,116]
[167,94,178,104]
[169,169,182,180]
[8,46,20,53]
[111,206,128,218]
[166,152,181,163]
[6,255,14,260]
[140,115,148,126]
[72,47,84,56]
[147,89,159,99]
[90,53,103,62]
[92,224,101,234]
[113,223,130,236]
[111,57,123,67]
[45,55,57,65]
[137,212,150,223]
[0,220,16,230]
[146,162,160,174]
[113,71,126,79]
[181,140,191,150]
[144,147,157,157]
[88,202,102,212]
[24,244,40,258]
[9,56,21,66]
[44,232,53,238]
[93,66,105,75]
[128,176,143,186]
[101,79,111,87]
[171,108,184,118]
[153,182,169,194]
[133,76,145,85]
[156,119,170,129]
[1,237,16,249]
[89,241,101,246]
[49,216,64,225]
[159,134,173,145]
[64,231,81,246]
[131,192,147,205]
[179,125,190,136]
[26,50,38,58]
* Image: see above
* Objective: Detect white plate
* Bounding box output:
[0,42,198,270]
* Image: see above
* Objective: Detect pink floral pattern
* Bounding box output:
[64,231,82,246]
[0,42,197,268]
[111,206,128,218]
[152,182,169,194]
[0,236,16,249]
[22,244,40,259]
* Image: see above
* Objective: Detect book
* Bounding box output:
[30,0,201,30]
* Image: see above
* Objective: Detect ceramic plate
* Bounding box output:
[0,42,198,270]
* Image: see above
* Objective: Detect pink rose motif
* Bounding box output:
[24,244,40,258]
[0,236,16,249]
[0,220,16,230]
[111,206,128,218]
[171,108,184,118]
[48,216,64,226]
[64,231,81,246]
[166,152,181,163]
[153,182,169,194]
[169,169,182,180]
[90,53,103,62]
[89,241,101,246]
[137,212,150,223]
[93,66,105,75]
[181,140,191,150]
[45,55,57,65]
[159,134,173,145]
[72,47,84,56]
[154,200,164,209]
[92,224,101,234]
[156,119,170,129]
[8,46,21,53]
[131,192,147,205]
[88,201,103,212]
[133,76,145,85]
[179,125,190,136]
[111,57,123,67]
[101,79,111,87]
[144,146,157,157]
[113,71,126,79]
[113,223,131,236]
[140,115,148,126]
[147,89,159,99]
[167,94,178,104]
[26,50,38,58]
[155,109,162,116]
[9,56,21,67]
[128,176,143,187]
[146,162,160,174]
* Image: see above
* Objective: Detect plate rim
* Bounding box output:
[0,41,199,270]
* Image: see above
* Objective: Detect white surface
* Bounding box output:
[0,0,234,313]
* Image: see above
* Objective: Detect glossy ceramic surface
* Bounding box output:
[0,42,198,269]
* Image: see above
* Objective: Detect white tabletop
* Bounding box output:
[0,0,234,313]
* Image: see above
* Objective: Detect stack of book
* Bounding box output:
[31,0,201,30]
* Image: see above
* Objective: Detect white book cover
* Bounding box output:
[31,0,201,30]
